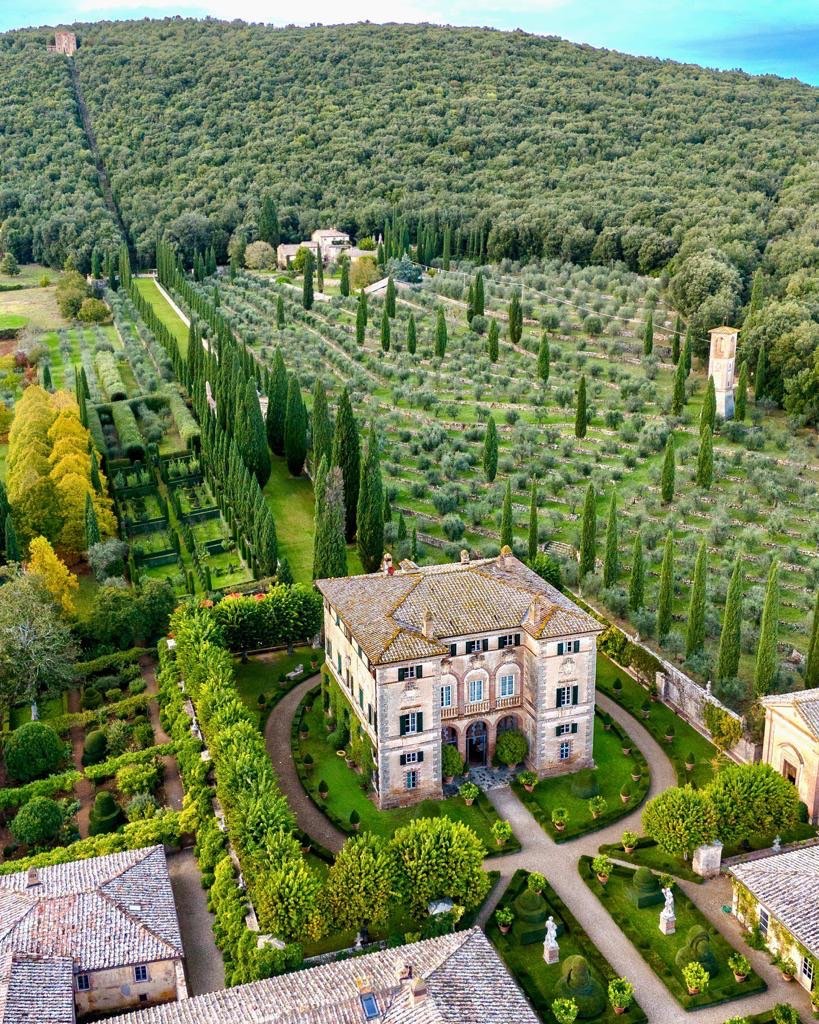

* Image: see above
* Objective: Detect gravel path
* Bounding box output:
[167,849,225,995]
[141,656,184,811]
[67,688,93,838]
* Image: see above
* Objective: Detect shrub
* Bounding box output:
[772,1005,799,1024]
[518,769,537,788]
[727,953,750,977]
[105,687,121,703]
[621,830,639,849]
[495,728,528,766]
[551,998,578,1024]
[441,743,464,778]
[4,721,66,783]
[681,961,709,994]
[459,781,479,803]
[589,795,608,818]
[492,819,513,845]
[111,401,145,460]
[10,796,63,846]
[128,677,146,695]
[495,905,514,927]
[82,729,107,766]
[555,954,608,1016]
[78,298,110,323]
[552,806,568,826]
[591,854,612,878]
[527,871,546,893]
[82,687,103,710]
[89,791,123,835]
[116,759,161,797]
[349,809,360,828]
[126,792,157,821]
[95,350,128,401]
[608,977,633,1011]
[244,240,276,270]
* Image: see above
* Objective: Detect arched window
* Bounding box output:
[441,726,458,747]
[497,715,521,735]
[466,720,488,767]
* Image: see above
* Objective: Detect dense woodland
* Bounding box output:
[0,19,817,410]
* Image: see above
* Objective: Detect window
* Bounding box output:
[468,678,484,703]
[405,769,418,790]
[556,685,579,708]
[400,751,424,765]
[134,965,148,983]
[498,633,521,649]
[559,741,571,760]
[555,723,578,736]
[358,686,364,709]
[449,643,458,657]
[76,975,90,992]
[758,907,769,937]
[440,684,452,708]
[399,712,423,736]
[398,664,424,682]
[465,638,489,654]
[802,956,814,985]
[367,703,373,726]
[325,638,333,658]
[360,993,380,1020]
[499,674,516,698]
[336,653,341,673]
[557,640,581,655]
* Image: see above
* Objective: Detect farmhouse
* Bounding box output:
[103,927,540,1024]
[730,845,819,992]
[0,846,185,1023]
[276,241,319,269]
[316,548,603,809]
[760,688,819,822]
[310,228,351,263]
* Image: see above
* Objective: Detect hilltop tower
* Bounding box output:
[708,326,738,420]
[47,31,77,55]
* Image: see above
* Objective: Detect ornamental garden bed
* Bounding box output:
[294,693,520,855]
[512,712,650,843]
[597,837,704,884]
[233,646,322,727]
[578,856,766,1009]
[487,869,647,1023]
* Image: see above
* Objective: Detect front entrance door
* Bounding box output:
[466,721,488,767]
[783,760,798,785]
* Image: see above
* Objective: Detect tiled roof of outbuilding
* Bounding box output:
[104,928,540,1024]
[761,687,819,739]
[316,553,602,665]
[0,951,75,1024]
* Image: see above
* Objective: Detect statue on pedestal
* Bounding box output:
[543,915,559,964]
[659,886,676,935]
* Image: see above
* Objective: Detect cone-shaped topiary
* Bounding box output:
[554,955,607,1018]
[89,790,123,836]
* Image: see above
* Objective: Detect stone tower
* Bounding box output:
[708,326,738,420]
[48,31,77,55]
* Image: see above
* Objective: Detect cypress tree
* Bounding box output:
[376,241,385,268]
[661,434,675,503]
[656,531,674,639]
[683,326,693,376]
[579,483,596,578]
[527,482,538,562]
[356,290,367,344]
[474,272,485,316]
[84,492,100,549]
[466,282,475,324]
[357,426,385,573]
[5,515,19,562]
[316,256,324,294]
[603,490,618,588]
[380,306,391,351]
[628,531,645,612]
[700,376,716,434]
[500,480,513,549]
[276,294,285,330]
[91,247,102,279]
[312,459,348,581]
[574,375,588,438]
[696,426,714,489]
[406,313,417,355]
[302,251,314,310]
[748,267,764,316]
[487,319,499,362]
[258,196,280,246]
[410,525,418,561]
[266,350,288,455]
[642,315,654,356]
[284,375,308,477]
[383,492,392,524]
[755,342,767,400]
[331,387,361,542]
[805,590,819,689]
[508,292,522,345]
[397,511,407,545]
[435,307,448,359]
[672,314,682,364]
[386,276,396,318]
[716,556,744,682]
[42,363,52,391]
[483,416,498,482]
[310,379,333,470]
[735,361,749,421]
[339,257,350,297]
[685,540,708,657]
[754,560,781,695]
[442,226,451,270]
[671,356,686,415]
[243,377,271,485]
[90,450,102,493]
[537,333,550,385]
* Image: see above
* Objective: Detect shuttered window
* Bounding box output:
[399,712,423,736]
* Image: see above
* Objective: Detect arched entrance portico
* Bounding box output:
[441,726,458,747]
[466,721,488,767]
[496,714,521,736]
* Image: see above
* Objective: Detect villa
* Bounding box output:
[316,548,603,809]
[761,688,819,823]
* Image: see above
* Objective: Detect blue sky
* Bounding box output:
[3,0,817,85]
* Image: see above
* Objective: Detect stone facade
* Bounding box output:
[318,551,601,809]
[761,689,819,823]
[75,959,181,1018]
[707,326,738,420]
[48,31,77,55]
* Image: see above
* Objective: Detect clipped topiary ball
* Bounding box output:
[4,721,66,783]
[82,729,107,766]
[554,955,607,1018]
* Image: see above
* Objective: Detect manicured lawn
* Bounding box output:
[0,313,27,331]
[487,869,647,1023]
[233,646,322,727]
[262,455,315,582]
[134,277,189,355]
[598,838,704,884]
[513,714,650,842]
[295,695,520,855]
[579,857,766,1009]
[9,693,68,730]
[596,655,716,787]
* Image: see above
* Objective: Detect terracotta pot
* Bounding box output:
[613,1006,626,1016]
[664,733,674,743]
[554,821,566,832]
[499,923,511,935]
[685,762,695,772]
[620,793,630,804]
[496,837,505,846]
[631,771,641,782]
[687,987,700,996]
[300,843,311,854]
[733,972,747,983]
[623,845,635,854]
[596,874,609,884]
[351,822,361,832]
[622,747,632,756]
[592,811,600,819]
[603,722,612,731]
[524,783,535,793]
[782,972,794,982]
[464,798,474,806]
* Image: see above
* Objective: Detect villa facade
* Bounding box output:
[316,549,603,809]
[761,688,819,823]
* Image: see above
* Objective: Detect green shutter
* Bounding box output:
[417,712,424,732]
[555,688,563,707]
[572,685,579,705]
[398,668,406,682]
[399,715,408,736]
[571,722,578,734]
[416,664,423,678]
[555,725,562,737]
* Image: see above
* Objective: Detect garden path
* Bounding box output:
[67,688,93,838]
[264,675,345,853]
[167,848,225,995]
[141,656,184,811]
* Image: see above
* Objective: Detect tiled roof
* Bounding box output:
[316,553,602,665]
[0,846,183,972]
[761,688,819,739]
[105,928,540,1024]
[730,845,819,956]
[0,951,75,1024]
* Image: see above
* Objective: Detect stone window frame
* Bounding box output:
[405,769,419,790]
[557,640,581,656]
[134,965,149,983]
[467,677,485,704]
[559,740,572,760]
[440,683,453,708]
[76,974,90,992]
[802,955,814,984]
[498,672,517,698]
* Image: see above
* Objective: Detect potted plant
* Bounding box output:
[552,807,568,832]
[589,795,608,820]
[492,819,513,847]
[778,956,796,982]
[551,997,579,1024]
[621,740,632,756]
[527,871,545,895]
[630,762,643,783]
[495,905,514,935]
[336,748,347,758]
[619,782,632,804]
[349,809,361,832]
[459,781,480,806]
[318,779,329,800]
[600,712,612,731]
[310,653,319,670]
[664,724,675,743]
[728,953,750,982]
[622,830,638,853]
[302,752,314,773]
[325,715,336,733]
[684,751,696,772]
[300,719,309,739]
[441,743,464,784]
[612,678,622,694]
[592,854,612,884]
[518,769,538,793]
[640,700,651,720]
[682,961,709,996]
[608,977,634,1016]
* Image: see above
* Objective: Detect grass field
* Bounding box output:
[0,268,65,330]
[233,647,321,726]
[134,277,189,355]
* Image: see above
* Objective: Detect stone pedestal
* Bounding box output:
[544,943,559,964]
[659,913,676,936]
[692,841,723,879]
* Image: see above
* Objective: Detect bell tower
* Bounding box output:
[707,326,738,420]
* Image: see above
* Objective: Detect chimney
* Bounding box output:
[382,552,394,575]
[409,978,428,1006]
[459,549,470,564]
[394,962,413,984]
[26,867,41,888]
[421,608,434,639]
[525,595,552,629]
[499,544,513,567]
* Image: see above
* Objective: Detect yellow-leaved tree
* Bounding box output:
[27,536,79,615]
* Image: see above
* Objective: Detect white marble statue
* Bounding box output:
[545,916,558,945]
[661,886,675,917]
[543,916,559,963]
